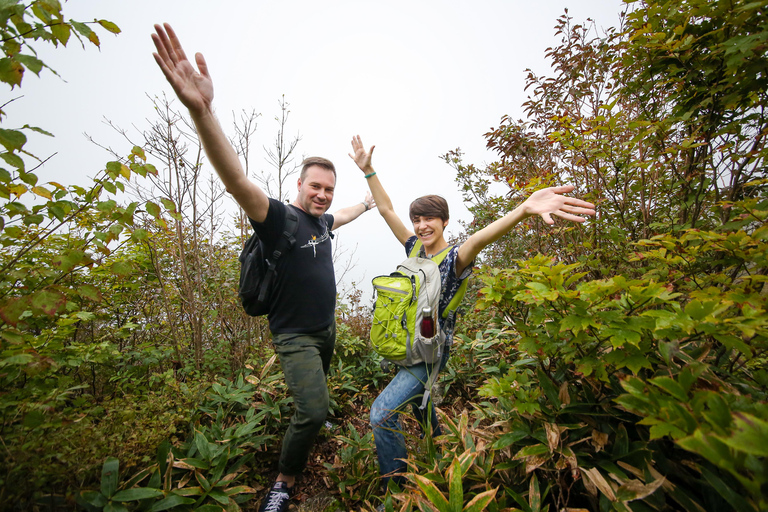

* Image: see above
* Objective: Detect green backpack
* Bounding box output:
[370,241,469,408]
[370,241,469,367]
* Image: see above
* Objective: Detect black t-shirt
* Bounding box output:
[249,198,336,334]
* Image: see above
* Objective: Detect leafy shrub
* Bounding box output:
[467,212,768,511]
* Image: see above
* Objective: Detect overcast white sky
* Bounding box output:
[13,0,623,301]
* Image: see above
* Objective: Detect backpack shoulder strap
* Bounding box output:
[407,240,469,319]
[258,206,299,302]
[408,239,423,258]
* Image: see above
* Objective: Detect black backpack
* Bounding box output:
[238,207,299,316]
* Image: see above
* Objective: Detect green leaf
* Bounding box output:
[712,333,753,357]
[101,457,120,498]
[0,353,34,367]
[514,444,550,458]
[536,368,561,409]
[110,261,133,277]
[0,151,24,169]
[195,431,213,460]
[30,288,66,316]
[77,284,102,303]
[22,409,44,428]
[176,457,209,469]
[0,57,24,88]
[23,213,44,225]
[650,376,688,402]
[16,53,44,75]
[131,228,148,241]
[50,21,71,45]
[528,471,541,511]
[78,490,108,508]
[0,128,26,151]
[0,329,23,345]
[160,198,176,213]
[0,296,27,327]
[463,488,498,512]
[491,430,528,449]
[196,471,212,492]
[194,505,225,512]
[96,199,116,212]
[208,489,229,505]
[700,466,757,512]
[18,170,37,186]
[223,486,257,496]
[22,124,54,137]
[111,488,164,501]
[623,353,652,375]
[52,250,87,273]
[131,145,145,160]
[148,494,195,512]
[448,457,463,511]
[413,475,449,510]
[719,413,768,457]
[678,431,734,472]
[145,201,161,218]
[71,20,99,47]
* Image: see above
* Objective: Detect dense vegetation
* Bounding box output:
[1,0,766,511]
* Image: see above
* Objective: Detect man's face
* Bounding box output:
[296,165,336,217]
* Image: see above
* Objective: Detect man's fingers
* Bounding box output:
[195,53,209,79]
[163,23,188,63]
[152,52,173,81]
[152,25,175,64]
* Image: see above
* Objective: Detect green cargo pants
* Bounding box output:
[271,321,335,476]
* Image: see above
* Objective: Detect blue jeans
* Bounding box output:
[370,358,444,482]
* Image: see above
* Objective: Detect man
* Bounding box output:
[151,23,375,512]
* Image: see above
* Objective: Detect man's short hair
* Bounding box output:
[409,195,450,222]
[301,157,336,180]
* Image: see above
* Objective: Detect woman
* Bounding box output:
[349,135,595,488]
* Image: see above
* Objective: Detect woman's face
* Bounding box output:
[411,215,447,246]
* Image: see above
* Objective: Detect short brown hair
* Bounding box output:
[301,157,336,180]
[409,195,449,222]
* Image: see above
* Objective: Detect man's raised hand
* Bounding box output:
[151,23,213,115]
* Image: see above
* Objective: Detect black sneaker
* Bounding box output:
[258,481,293,512]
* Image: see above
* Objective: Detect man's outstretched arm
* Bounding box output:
[151,23,269,222]
[331,192,376,230]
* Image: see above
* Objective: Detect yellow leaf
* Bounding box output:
[8,183,27,197]
[97,20,121,34]
[31,186,52,200]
